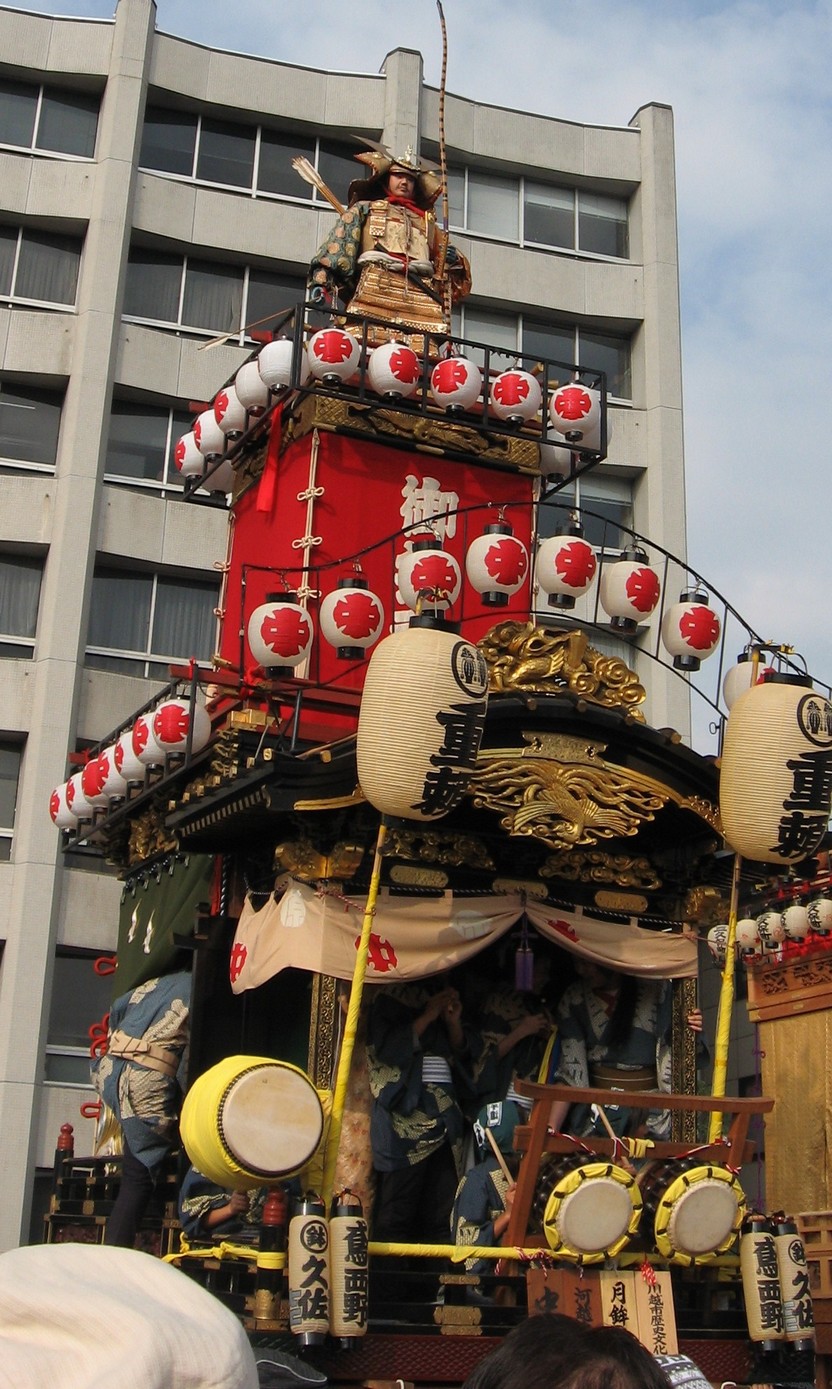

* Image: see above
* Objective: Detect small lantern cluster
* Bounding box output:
[49,699,213,830]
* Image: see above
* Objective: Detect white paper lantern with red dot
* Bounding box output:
[235,359,271,415]
[536,527,597,611]
[174,431,205,479]
[490,369,542,424]
[66,770,96,821]
[722,652,771,710]
[736,918,761,956]
[132,712,165,767]
[397,540,462,613]
[367,341,421,399]
[81,754,113,808]
[258,337,311,392]
[320,579,385,659]
[660,588,722,672]
[548,382,601,442]
[248,594,314,671]
[194,409,227,462]
[430,356,482,413]
[49,783,78,830]
[151,698,212,755]
[202,459,236,494]
[214,384,248,438]
[92,745,128,800]
[599,547,661,633]
[114,729,146,782]
[808,898,832,935]
[465,524,530,607]
[782,903,811,941]
[307,329,361,384]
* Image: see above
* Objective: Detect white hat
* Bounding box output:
[0,1243,258,1389]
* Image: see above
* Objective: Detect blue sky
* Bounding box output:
[9,0,832,684]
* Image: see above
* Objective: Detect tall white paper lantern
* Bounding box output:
[356,618,489,821]
[720,675,832,864]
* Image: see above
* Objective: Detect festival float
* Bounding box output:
[42,77,832,1388]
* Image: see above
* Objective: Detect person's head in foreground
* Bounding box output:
[462,1314,674,1389]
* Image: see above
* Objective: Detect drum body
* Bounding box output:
[639,1158,746,1265]
[534,1153,642,1264]
[180,1055,325,1191]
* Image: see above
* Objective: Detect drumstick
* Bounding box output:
[484,1126,515,1184]
[591,1103,636,1175]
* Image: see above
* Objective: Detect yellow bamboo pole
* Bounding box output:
[321,818,388,1205]
[708,850,742,1143]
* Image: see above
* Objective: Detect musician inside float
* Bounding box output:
[178,1164,268,1245]
[471,943,560,1124]
[547,959,704,1140]
[307,144,471,345]
[451,1099,520,1278]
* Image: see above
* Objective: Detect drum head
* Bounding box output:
[544,1162,641,1261]
[655,1166,744,1259]
[219,1063,324,1180]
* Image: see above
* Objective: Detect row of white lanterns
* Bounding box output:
[707,899,832,962]
[174,332,606,490]
[49,698,212,830]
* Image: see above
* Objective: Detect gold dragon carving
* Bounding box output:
[470,732,667,852]
[478,622,646,715]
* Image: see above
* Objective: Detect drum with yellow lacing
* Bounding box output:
[180,1055,325,1192]
[638,1157,746,1265]
[532,1152,643,1264]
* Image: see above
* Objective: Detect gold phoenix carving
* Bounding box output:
[478,622,646,714]
[470,732,667,851]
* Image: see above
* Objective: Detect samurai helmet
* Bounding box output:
[347,138,442,209]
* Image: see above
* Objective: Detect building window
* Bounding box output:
[538,473,634,553]
[104,398,194,494]
[448,164,629,260]
[0,77,98,159]
[123,248,306,342]
[455,303,632,401]
[0,381,62,473]
[0,228,81,308]
[0,740,22,861]
[44,948,114,1085]
[0,554,42,658]
[85,565,219,679]
[139,105,363,206]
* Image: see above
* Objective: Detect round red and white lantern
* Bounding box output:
[152,699,212,756]
[132,712,165,768]
[66,770,96,822]
[214,384,248,439]
[490,369,542,425]
[736,918,760,956]
[548,382,601,442]
[599,548,661,633]
[808,898,832,935]
[660,588,721,671]
[258,338,311,391]
[234,359,271,416]
[88,745,127,801]
[49,782,78,830]
[247,594,314,672]
[538,432,573,477]
[356,617,490,821]
[193,409,227,462]
[782,903,811,942]
[536,527,597,610]
[319,579,384,660]
[397,539,462,613]
[174,431,205,479]
[429,356,482,413]
[367,341,421,399]
[720,675,832,865]
[756,910,785,953]
[465,523,529,606]
[114,729,146,782]
[81,753,115,808]
[202,459,236,494]
[722,651,770,711]
[307,329,361,384]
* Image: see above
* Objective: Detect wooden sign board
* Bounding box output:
[747,953,832,1023]
[527,1268,677,1355]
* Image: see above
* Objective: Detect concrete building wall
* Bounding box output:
[0,0,690,1248]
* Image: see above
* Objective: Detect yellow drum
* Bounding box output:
[539,1155,642,1264]
[640,1158,746,1265]
[180,1056,324,1191]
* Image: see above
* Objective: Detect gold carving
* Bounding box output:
[382,826,495,870]
[478,622,646,714]
[274,838,364,882]
[683,885,730,929]
[540,848,661,891]
[389,865,449,889]
[127,803,178,865]
[678,795,723,834]
[594,890,649,914]
[308,974,337,1089]
[471,732,666,851]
